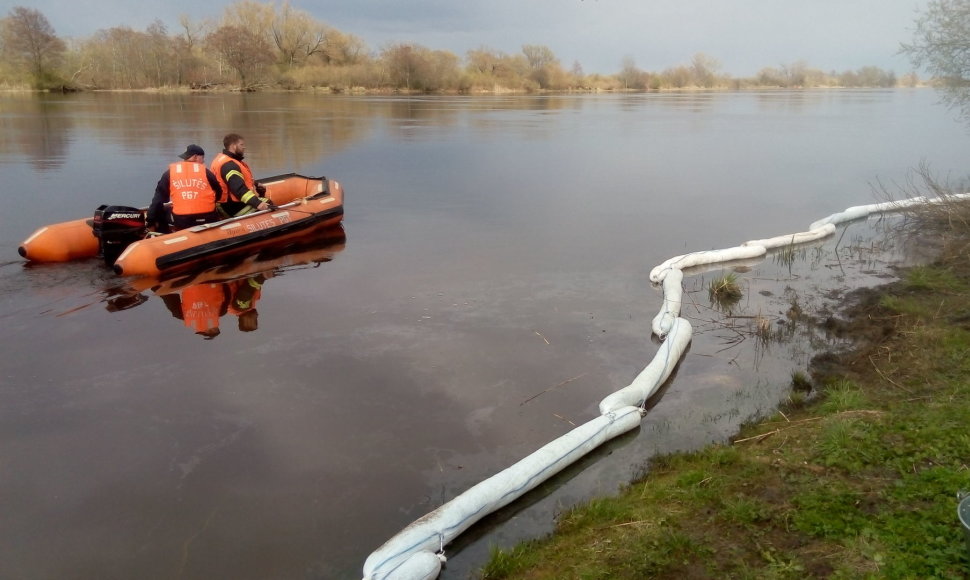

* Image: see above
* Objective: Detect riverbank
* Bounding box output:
[0,83,935,96]
[480,200,970,579]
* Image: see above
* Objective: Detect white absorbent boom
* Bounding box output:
[361,195,956,580]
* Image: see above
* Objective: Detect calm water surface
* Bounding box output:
[1,90,968,579]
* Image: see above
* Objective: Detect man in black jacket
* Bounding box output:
[147,144,223,232]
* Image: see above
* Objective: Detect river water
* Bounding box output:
[1,90,968,579]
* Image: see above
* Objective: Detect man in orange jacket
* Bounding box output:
[210,133,271,218]
[147,144,223,232]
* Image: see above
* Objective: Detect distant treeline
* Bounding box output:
[0,2,912,92]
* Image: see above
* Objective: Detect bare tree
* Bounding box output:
[899,71,921,87]
[73,24,180,89]
[618,55,645,89]
[381,43,420,90]
[425,49,460,91]
[661,65,692,88]
[318,28,367,66]
[0,6,65,87]
[467,46,504,75]
[271,2,328,69]
[380,43,459,91]
[571,60,584,81]
[781,60,808,88]
[463,46,530,90]
[902,0,970,119]
[207,24,274,89]
[756,66,785,87]
[690,53,720,87]
[521,44,560,88]
[854,66,896,88]
[176,15,211,86]
[222,0,275,49]
[522,44,557,70]
[178,15,207,50]
[146,20,175,87]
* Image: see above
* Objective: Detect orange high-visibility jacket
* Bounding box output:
[169,162,217,215]
[210,152,255,203]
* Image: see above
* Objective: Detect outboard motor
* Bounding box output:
[92,205,147,267]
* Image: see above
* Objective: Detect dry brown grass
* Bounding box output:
[876,161,970,265]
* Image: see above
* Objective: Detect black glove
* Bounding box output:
[255,183,266,195]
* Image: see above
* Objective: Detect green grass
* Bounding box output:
[480,217,970,579]
[817,379,869,414]
[904,264,962,292]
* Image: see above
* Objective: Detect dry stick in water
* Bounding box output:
[520,373,588,406]
[552,413,576,427]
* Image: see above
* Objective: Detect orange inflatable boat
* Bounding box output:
[125,224,347,296]
[18,173,344,277]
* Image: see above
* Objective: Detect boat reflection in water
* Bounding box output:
[109,224,346,338]
[158,273,269,339]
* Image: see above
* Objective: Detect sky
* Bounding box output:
[3,0,929,77]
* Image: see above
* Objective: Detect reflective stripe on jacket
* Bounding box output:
[169,162,217,216]
[227,277,263,315]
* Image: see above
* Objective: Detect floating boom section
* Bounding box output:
[742,223,836,249]
[649,245,767,283]
[651,268,684,338]
[361,406,643,580]
[807,194,970,231]
[361,194,968,580]
[600,318,692,414]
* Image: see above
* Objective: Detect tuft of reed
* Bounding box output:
[790,369,813,393]
[708,272,743,309]
[754,314,773,344]
[773,241,798,276]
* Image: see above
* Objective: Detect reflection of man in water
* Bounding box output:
[165,282,228,339]
[160,274,269,338]
[226,273,268,332]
